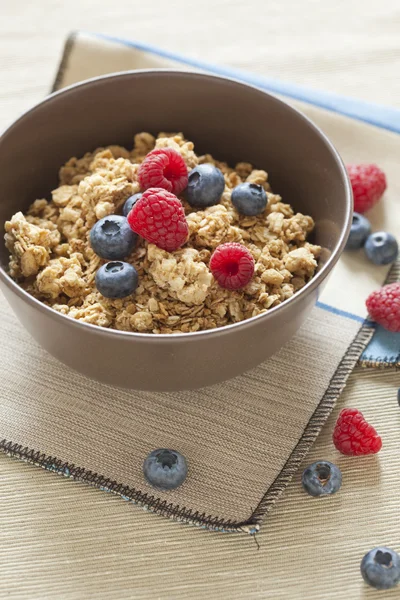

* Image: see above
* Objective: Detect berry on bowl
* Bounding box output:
[345,213,371,250]
[301,461,342,497]
[364,231,398,265]
[231,182,267,216]
[127,187,188,252]
[138,147,188,195]
[333,408,382,456]
[186,164,225,207]
[347,163,387,214]
[95,261,139,299]
[90,215,137,260]
[210,242,255,290]
[123,193,142,217]
[361,547,400,590]
[366,282,400,333]
[143,448,188,490]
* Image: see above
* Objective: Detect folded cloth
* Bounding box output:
[0,32,398,533]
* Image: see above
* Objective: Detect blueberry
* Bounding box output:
[186,164,225,207]
[143,449,188,490]
[398,388,400,407]
[365,231,398,265]
[95,261,138,299]
[90,215,137,260]
[231,182,267,216]
[301,460,342,497]
[123,193,142,217]
[345,213,371,250]
[361,547,400,590]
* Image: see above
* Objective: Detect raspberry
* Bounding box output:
[138,148,188,195]
[366,282,400,332]
[127,187,188,252]
[333,408,382,456]
[210,243,255,290]
[346,164,387,214]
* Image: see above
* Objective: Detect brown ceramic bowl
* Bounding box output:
[0,70,352,391]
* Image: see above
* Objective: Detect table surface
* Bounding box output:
[1,2,400,598]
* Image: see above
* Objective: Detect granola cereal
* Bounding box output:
[4,132,321,334]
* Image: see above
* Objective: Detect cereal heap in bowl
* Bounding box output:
[4,132,321,334]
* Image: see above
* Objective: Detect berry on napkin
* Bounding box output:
[346,164,387,213]
[333,408,382,456]
[366,282,400,333]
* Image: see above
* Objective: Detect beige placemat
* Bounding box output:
[1,32,400,535]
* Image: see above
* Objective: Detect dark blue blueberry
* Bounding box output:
[365,231,398,265]
[301,461,342,497]
[186,164,225,207]
[90,215,137,260]
[361,547,400,590]
[397,388,400,407]
[123,193,142,217]
[231,182,267,216]
[143,448,188,490]
[95,261,138,299]
[345,213,371,250]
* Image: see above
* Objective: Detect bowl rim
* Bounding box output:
[0,68,353,342]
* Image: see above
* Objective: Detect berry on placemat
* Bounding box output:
[347,164,387,213]
[128,187,188,252]
[138,147,188,195]
[210,242,255,290]
[301,461,342,497]
[186,164,225,207]
[361,547,400,590]
[366,282,400,333]
[333,408,382,456]
[345,213,371,250]
[365,231,398,265]
[90,215,137,260]
[231,182,267,216]
[95,261,138,299]
[143,449,188,490]
[123,193,142,217]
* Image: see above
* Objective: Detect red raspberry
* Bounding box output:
[210,243,255,290]
[346,164,387,213]
[138,148,188,195]
[333,408,382,456]
[127,187,188,252]
[366,282,400,333]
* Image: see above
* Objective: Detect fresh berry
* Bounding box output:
[90,215,137,260]
[138,148,188,195]
[143,449,188,490]
[366,282,400,332]
[186,164,225,207]
[210,243,255,290]
[127,187,188,252]
[347,164,387,214]
[95,261,138,299]
[123,193,142,217]
[301,461,342,497]
[365,231,398,265]
[333,408,382,456]
[231,182,267,216]
[397,388,400,407]
[361,547,400,590]
[345,213,371,250]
